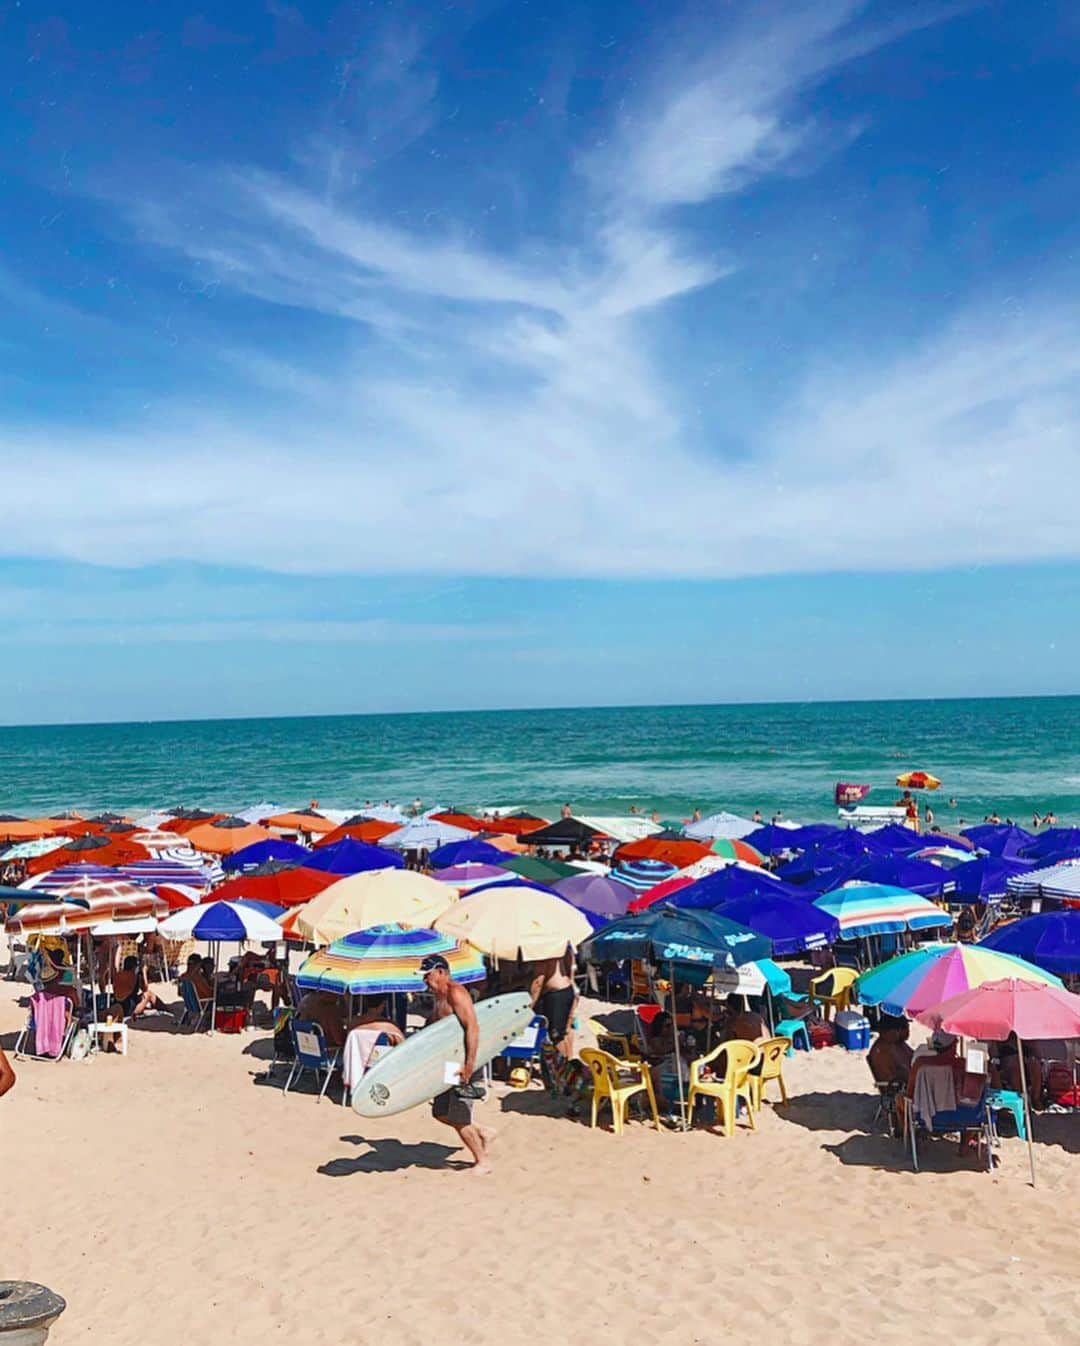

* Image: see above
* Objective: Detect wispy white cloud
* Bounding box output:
[3,0,1072,589]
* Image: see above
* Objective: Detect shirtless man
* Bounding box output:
[420,954,496,1175]
[528,950,578,1059]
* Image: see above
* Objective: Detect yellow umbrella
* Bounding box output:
[287,869,457,945]
[896,771,941,790]
[433,883,593,961]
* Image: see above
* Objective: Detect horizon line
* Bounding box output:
[1,689,1077,733]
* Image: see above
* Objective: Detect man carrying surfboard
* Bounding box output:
[420,954,497,1175]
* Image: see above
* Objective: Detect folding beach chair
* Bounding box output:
[14,992,77,1062]
[283,1019,341,1103]
[177,978,212,1032]
[907,1090,992,1172]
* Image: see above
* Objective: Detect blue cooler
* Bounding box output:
[834,1010,870,1051]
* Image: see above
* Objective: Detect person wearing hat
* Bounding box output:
[419,954,496,1175]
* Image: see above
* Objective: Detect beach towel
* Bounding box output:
[32,991,69,1058]
[341,1028,385,1089]
[911,1060,958,1124]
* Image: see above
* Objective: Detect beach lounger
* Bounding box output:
[177,978,212,1032]
[14,991,76,1062]
[283,1019,341,1103]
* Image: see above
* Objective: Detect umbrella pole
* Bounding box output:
[670,961,687,1131]
[1017,1042,1037,1187]
[210,941,219,1035]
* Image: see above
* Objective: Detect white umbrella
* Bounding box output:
[381,820,473,851]
[684,811,757,841]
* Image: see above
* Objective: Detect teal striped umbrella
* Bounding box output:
[813,883,953,939]
[296,923,485,995]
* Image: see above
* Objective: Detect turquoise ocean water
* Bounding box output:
[0,697,1077,827]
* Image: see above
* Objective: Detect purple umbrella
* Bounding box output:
[553,873,636,919]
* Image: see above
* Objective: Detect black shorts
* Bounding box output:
[432,1088,473,1127]
[537,985,575,1047]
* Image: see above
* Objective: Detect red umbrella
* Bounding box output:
[28,835,151,876]
[613,838,712,869]
[917,977,1080,1186]
[627,874,694,913]
[315,821,400,848]
[211,865,338,909]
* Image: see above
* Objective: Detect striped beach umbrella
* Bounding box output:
[813,884,953,939]
[6,880,165,936]
[609,858,677,893]
[1007,860,1080,899]
[159,898,286,942]
[120,859,219,889]
[856,942,1062,1017]
[708,838,765,865]
[296,924,485,995]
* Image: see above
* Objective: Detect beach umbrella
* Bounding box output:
[947,856,1033,903]
[856,943,1062,1018]
[740,824,806,855]
[553,873,636,919]
[580,903,771,1126]
[429,838,507,869]
[314,819,402,848]
[916,978,1080,1185]
[19,862,115,891]
[434,882,592,961]
[813,884,952,939]
[380,819,473,851]
[130,828,201,852]
[432,863,510,889]
[638,865,805,914]
[1006,860,1080,900]
[427,812,486,834]
[302,837,404,876]
[979,912,1080,976]
[683,811,757,842]
[869,823,928,851]
[296,924,485,995]
[497,856,579,885]
[221,839,313,873]
[776,833,884,882]
[475,832,530,854]
[264,808,337,835]
[162,810,225,834]
[1020,828,1080,862]
[907,846,975,869]
[119,860,217,890]
[896,770,941,790]
[512,817,607,848]
[708,838,764,865]
[613,838,712,868]
[712,893,841,956]
[289,870,457,945]
[7,880,164,936]
[609,859,677,893]
[27,836,151,876]
[184,819,273,855]
[0,836,71,860]
[961,823,1034,859]
[907,830,974,854]
[0,819,62,843]
[842,855,957,899]
[212,863,339,909]
[153,885,203,912]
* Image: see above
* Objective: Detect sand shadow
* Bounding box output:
[319,1135,467,1175]
[240,1036,275,1062]
[823,1132,997,1175]
[1022,1112,1080,1155]
[499,1088,572,1119]
[774,1090,878,1135]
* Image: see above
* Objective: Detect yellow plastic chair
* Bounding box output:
[809,967,858,1020]
[748,1036,790,1110]
[687,1039,760,1135]
[586,1018,641,1061]
[580,1047,660,1135]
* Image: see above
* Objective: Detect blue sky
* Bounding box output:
[1,0,1079,723]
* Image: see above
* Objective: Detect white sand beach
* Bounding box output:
[3,979,1077,1346]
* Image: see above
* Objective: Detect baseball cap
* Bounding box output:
[418,954,450,975]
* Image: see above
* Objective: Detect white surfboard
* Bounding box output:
[351,992,534,1118]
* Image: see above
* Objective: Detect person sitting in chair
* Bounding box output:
[869,1016,913,1087]
[109,955,173,1020]
[721,994,768,1044]
[181,953,213,1002]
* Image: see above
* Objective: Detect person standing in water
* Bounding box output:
[420,954,496,1175]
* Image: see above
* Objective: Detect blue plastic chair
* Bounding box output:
[284,1019,340,1103]
[908,1091,992,1171]
[501,1015,548,1064]
[986,1088,1027,1140]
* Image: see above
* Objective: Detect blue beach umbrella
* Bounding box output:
[159,898,286,942]
[1020,828,1080,862]
[580,904,771,971]
[712,892,841,956]
[428,838,507,869]
[869,824,928,851]
[961,823,1034,859]
[846,854,957,899]
[609,858,677,893]
[222,839,312,873]
[949,856,1034,903]
[740,824,805,855]
[979,912,1080,976]
[667,866,808,910]
[304,837,405,876]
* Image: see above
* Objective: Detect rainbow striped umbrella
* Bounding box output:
[813,884,952,939]
[856,943,1062,1018]
[710,838,764,865]
[296,923,485,995]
